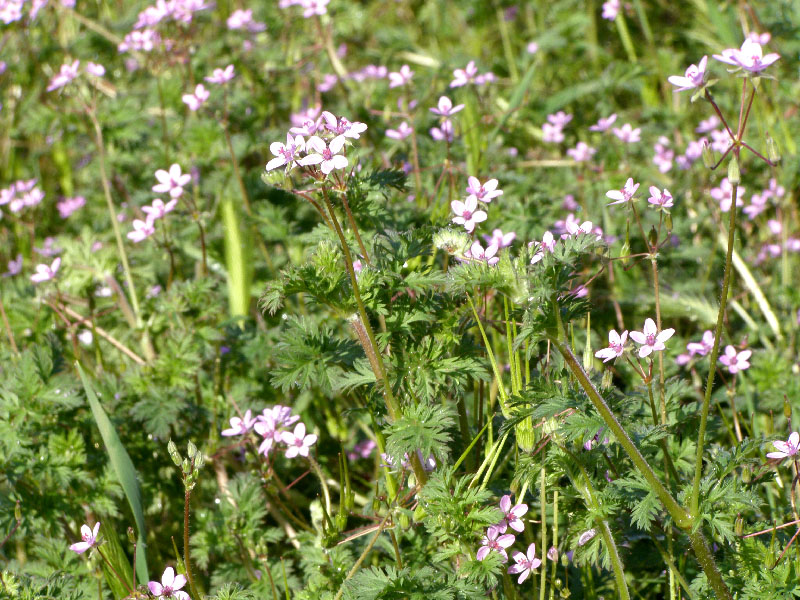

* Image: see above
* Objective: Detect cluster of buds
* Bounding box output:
[167,440,205,491]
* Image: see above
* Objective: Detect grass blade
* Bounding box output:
[77,363,149,585]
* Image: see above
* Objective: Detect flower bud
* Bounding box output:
[181,458,191,475]
[167,440,182,466]
[187,441,198,459]
[547,546,558,561]
[413,504,426,522]
[784,396,792,420]
[701,140,715,168]
[14,501,21,522]
[127,527,136,545]
[735,514,744,536]
[727,155,741,185]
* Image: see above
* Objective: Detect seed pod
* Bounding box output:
[784,396,792,420]
[701,140,715,168]
[767,135,781,164]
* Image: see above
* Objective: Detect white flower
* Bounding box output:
[299,135,348,175]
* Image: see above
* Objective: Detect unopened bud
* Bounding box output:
[547,546,558,561]
[727,155,741,185]
[413,504,426,522]
[182,458,191,475]
[399,512,411,530]
[767,135,781,164]
[735,514,744,536]
[335,512,347,532]
[127,527,136,545]
[665,213,673,233]
[784,396,792,420]
[701,140,715,168]
[167,440,181,466]
[14,501,21,522]
[187,441,197,459]
[648,226,658,249]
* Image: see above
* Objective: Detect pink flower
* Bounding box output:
[713,39,780,73]
[589,113,617,132]
[508,543,542,584]
[386,122,413,140]
[578,528,597,546]
[710,178,745,213]
[466,176,503,203]
[430,96,464,117]
[718,345,751,374]
[547,546,558,561]
[467,240,499,266]
[321,111,368,139]
[767,432,800,460]
[57,196,86,219]
[266,134,306,171]
[483,228,516,249]
[748,32,771,45]
[541,123,564,143]
[567,142,596,162]
[69,522,100,554]
[221,410,256,436]
[388,64,413,88]
[127,218,156,243]
[86,62,106,77]
[451,196,487,233]
[497,495,528,533]
[143,198,178,220]
[547,111,573,128]
[695,116,720,133]
[227,8,264,31]
[530,231,556,264]
[526,42,539,54]
[4,254,22,278]
[710,129,732,153]
[606,178,639,205]
[562,219,598,240]
[629,318,674,358]
[686,330,715,357]
[47,60,80,91]
[254,405,299,456]
[299,135,348,175]
[612,123,641,143]
[30,258,61,283]
[148,567,189,600]
[347,439,376,460]
[450,60,478,87]
[205,64,235,84]
[647,186,673,209]
[595,330,628,362]
[430,119,454,142]
[182,83,209,111]
[477,525,515,562]
[153,164,191,198]
[300,0,329,18]
[668,56,708,92]
[281,423,318,458]
[601,0,620,20]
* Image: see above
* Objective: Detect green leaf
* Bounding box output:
[77,363,148,585]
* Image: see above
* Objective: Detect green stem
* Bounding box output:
[322,191,428,487]
[467,294,509,414]
[690,180,738,518]
[539,467,547,600]
[183,488,200,600]
[89,110,154,362]
[550,336,690,530]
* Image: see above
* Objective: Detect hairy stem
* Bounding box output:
[183,488,199,600]
[690,180,738,518]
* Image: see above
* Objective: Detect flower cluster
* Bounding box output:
[279,0,330,19]
[120,0,209,53]
[429,95,462,142]
[450,60,495,88]
[266,110,366,177]
[542,111,572,143]
[221,405,317,459]
[127,165,186,243]
[595,318,675,362]
[0,179,44,216]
